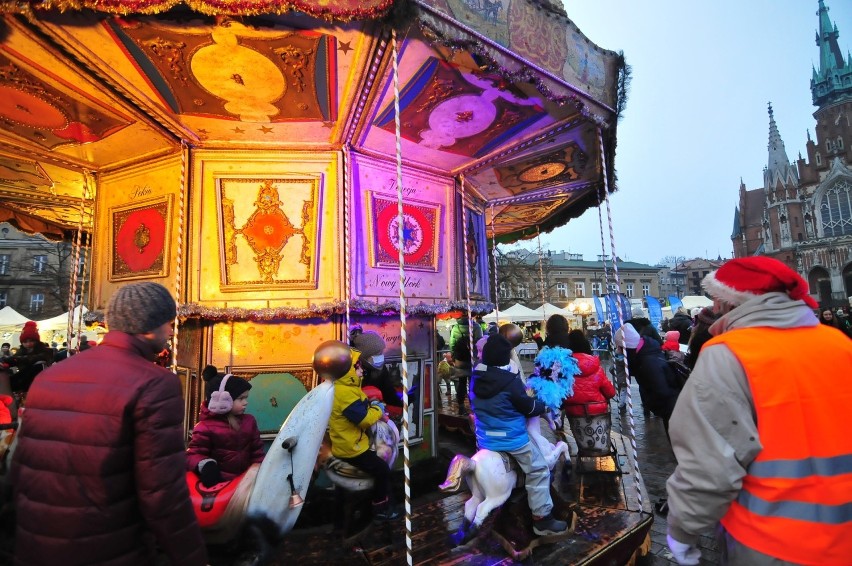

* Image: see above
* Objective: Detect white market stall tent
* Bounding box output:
[0,306,31,332]
[482,303,543,324]
[680,295,713,310]
[35,305,89,332]
[534,303,572,319]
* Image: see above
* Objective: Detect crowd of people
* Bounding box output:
[1,256,851,564]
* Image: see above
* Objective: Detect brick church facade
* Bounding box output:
[733,0,852,307]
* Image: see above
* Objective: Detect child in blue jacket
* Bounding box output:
[469,334,569,536]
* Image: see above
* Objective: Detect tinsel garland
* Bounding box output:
[84,298,493,324]
[2,0,395,21]
[416,18,607,126]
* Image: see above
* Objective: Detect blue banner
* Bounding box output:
[593,295,605,323]
[668,295,683,312]
[617,294,632,322]
[605,294,621,331]
[646,296,663,331]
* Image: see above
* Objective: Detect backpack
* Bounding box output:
[666,359,691,389]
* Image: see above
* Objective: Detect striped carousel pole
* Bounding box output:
[171,140,188,373]
[489,203,500,321]
[598,127,643,510]
[459,176,476,404]
[343,146,353,338]
[390,27,413,566]
[536,226,547,322]
[67,174,87,350]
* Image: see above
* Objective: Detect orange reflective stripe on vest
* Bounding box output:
[708,325,852,565]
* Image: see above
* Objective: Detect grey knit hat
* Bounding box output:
[106,282,176,334]
[351,330,385,359]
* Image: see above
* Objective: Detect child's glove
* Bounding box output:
[370,399,386,414]
[198,459,223,488]
[666,534,700,565]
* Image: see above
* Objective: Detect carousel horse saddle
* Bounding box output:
[186,470,247,529]
[325,456,373,479]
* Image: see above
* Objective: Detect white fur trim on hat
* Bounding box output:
[702,270,757,307]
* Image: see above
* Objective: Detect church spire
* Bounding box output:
[764,103,798,189]
[811,0,852,107]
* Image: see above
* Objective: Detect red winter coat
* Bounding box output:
[10,331,207,566]
[186,405,265,480]
[562,353,616,417]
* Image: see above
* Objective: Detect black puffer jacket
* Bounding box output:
[10,331,207,566]
[669,313,693,345]
[626,337,681,422]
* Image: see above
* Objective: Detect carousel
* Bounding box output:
[0,0,651,563]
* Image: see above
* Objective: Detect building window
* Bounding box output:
[557,282,568,298]
[642,284,650,296]
[591,282,602,295]
[77,255,86,277]
[819,178,852,237]
[75,293,82,306]
[608,283,619,293]
[30,293,44,313]
[626,283,634,297]
[499,282,510,299]
[32,255,47,274]
[0,292,7,308]
[516,284,529,299]
[816,152,822,166]
[575,282,585,298]
[0,254,9,276]
[838,136,844,150]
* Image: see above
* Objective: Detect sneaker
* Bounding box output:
[373,505,402,521]
[533,514,569,536]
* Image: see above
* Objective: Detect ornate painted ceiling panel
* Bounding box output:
[27,12,374,147]
[0,17,176,169]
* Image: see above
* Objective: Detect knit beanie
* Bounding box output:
[482,334,512,367]
[19,321,40,343]
[665,330,680,343]
[631,306,646,318]
[695,306,719,327]
[350,330,386,369]
[202,365,252,406]
[622,323,641,349]
[106,282,176,334]
[702,257,817,308]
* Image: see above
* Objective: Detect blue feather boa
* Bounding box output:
[527,346,580,412]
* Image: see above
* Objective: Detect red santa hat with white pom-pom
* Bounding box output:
[702,257,818,309]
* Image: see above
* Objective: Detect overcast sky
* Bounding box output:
[522,0,852,265]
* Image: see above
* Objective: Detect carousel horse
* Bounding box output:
[438,418,568,541]
[438,337,577,540]
[188,341,357,546]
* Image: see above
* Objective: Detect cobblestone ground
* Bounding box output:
[612,382,720,565]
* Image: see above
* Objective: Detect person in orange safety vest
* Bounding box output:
[665,256,852,565]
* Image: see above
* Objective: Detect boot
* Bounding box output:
[533,513,569,536]
[372,498,400,522]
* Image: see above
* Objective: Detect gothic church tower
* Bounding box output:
[733,0,852,306]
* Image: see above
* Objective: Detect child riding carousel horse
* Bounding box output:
[469,334,569,537]
[328,348,400,521]
[187,366,265,488]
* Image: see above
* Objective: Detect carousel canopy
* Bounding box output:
[0,0,624,243]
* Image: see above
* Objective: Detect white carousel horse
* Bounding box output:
[438,416,569,540]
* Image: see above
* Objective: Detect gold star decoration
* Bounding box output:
[338,41,353,55]
[259,126,273,134]
[232,127,245,134]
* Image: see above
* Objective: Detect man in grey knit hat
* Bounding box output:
[10,282,207,565]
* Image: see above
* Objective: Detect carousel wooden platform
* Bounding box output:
[267,423,653,565]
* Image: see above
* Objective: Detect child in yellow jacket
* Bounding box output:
[328,349,399,521]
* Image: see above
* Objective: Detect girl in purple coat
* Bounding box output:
[187,365,265,486]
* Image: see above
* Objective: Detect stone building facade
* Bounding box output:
[733,0,852,306]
